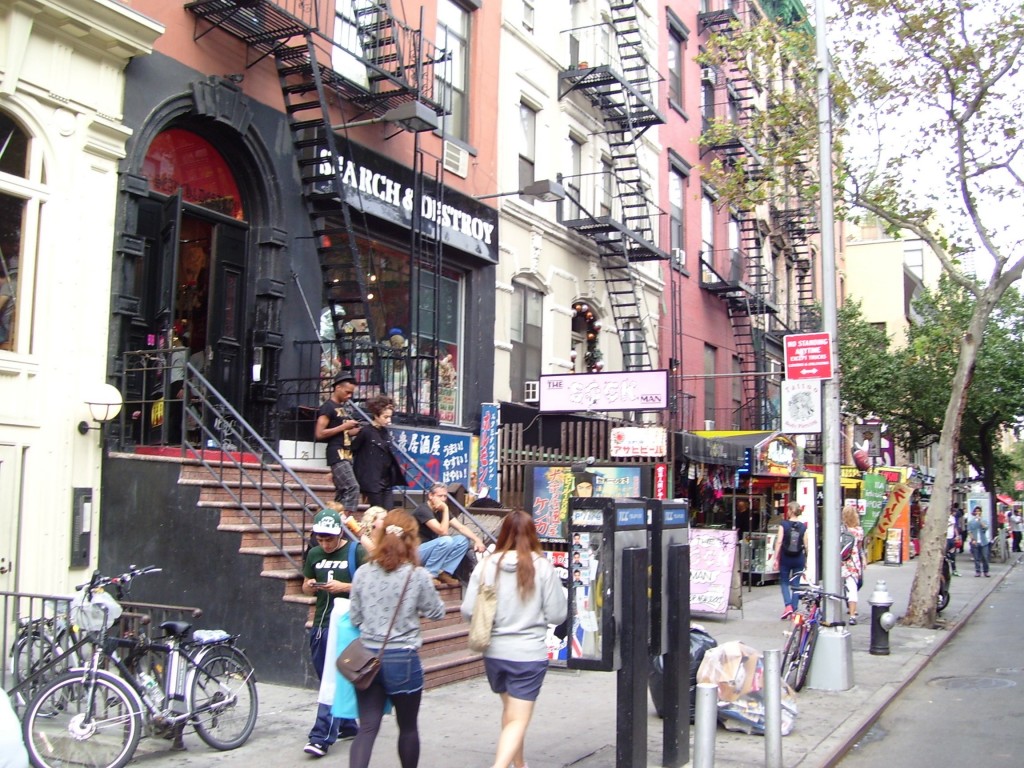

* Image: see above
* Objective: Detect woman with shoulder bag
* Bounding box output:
[461,511,567,768]
[347,509,445,768]
[840,505,866,625]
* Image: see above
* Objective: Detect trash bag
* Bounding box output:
[649,625,718,720]
[696,641,797,735]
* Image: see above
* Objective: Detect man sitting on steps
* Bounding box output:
[413,482,485,587]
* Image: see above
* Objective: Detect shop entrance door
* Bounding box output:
[158,195,248,431]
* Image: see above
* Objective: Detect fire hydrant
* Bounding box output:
[869,580,896,656]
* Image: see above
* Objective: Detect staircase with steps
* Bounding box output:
[176,460,484,688]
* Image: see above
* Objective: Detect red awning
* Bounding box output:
[997,494,1014,505]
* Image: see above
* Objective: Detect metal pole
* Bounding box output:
[693,682,717,768]
[617,546,649,768]
[816,0,841,626]
[662,543,690,767]
[763,649,783,768]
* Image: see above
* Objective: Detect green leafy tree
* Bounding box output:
[703,0,1024,626]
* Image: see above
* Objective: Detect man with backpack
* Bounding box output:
[774,501,808,619]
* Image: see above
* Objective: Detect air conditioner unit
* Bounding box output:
[701,67,717,86]
[443,141,469,178]
[524,380,540,403]
[672,248,686,267]
[704,419,716,430]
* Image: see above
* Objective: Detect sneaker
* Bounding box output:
[848,616,857,625]
[304,742,329,758]
[337,728,359,741]
[780,607,794,620]
[984,573,991,578]
[975,573,981,577]
[437,572,460,587]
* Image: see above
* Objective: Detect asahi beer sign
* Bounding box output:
[610,427,667,457]
[539,370,669,413]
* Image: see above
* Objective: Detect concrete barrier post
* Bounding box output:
[693,682,717,768]
[763,648,783,768]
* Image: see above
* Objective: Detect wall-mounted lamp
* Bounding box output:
[78,383,124,436]
[332,101,440,134]
[475,179,567,202]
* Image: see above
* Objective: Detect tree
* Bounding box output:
[839,281,1024,501]
[703,0,1024,626]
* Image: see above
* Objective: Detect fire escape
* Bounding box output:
[185,0,445,415]
[697,3,776,430]
[558,1,667,372]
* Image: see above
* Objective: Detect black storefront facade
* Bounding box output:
[98,54,498,684]
[106,53,498,443]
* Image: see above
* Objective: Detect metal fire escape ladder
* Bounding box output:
[559,1,667,372]
[276,33,379,384]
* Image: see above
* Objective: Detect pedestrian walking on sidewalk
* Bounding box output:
[348,510,445,768]
[461,511,568,768]
[967,505,991,577]
[1009,508,1022,553]
[946,509,961,575]
[774,501,808,619]
[302,509,363,757]
[840,505,866,624]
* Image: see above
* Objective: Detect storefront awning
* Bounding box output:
[678,431,746,467]
[997,494,1015,505]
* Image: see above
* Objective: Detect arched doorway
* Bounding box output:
[139,128,249,431]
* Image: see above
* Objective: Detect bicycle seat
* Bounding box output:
[160,620,193,638]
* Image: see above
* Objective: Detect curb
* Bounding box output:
[815,558,1018,767]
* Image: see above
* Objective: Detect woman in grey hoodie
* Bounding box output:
[461,511,568,768]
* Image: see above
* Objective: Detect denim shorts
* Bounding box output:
[378,648,424,695]
[483,658,549,702]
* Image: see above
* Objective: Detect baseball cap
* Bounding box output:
[312,509,343,536]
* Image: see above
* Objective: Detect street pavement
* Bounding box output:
[127,549,1022,767]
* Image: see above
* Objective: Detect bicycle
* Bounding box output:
[780,582,846,691]
[990,528,1010,563]
[21,565,258,768]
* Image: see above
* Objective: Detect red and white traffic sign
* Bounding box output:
[784,332,833,380]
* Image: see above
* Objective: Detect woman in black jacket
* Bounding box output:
[351,395,406,509]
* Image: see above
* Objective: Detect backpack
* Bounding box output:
[839,531,855,561]
[782,521,805,556]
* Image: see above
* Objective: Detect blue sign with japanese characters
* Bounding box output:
[392,426,472,489]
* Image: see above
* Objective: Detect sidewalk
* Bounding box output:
[149,552,1019,767]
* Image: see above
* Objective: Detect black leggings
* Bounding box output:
[349,682,422,768]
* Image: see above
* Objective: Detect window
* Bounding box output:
[904,245,924,279]
[667,31,683,107]
[732,356,743,429]
[0,112,43,354]
[511,282,543,401]
[518,102,537,197]
[728,214,741,281]
[600,156,613,217]
[565,135,583,220]
[668,165,686,269]
[436,1,470,142]
[701,193,715,260]
[522,0,535,32]
[704,344,717,426]
[666,10,689,112]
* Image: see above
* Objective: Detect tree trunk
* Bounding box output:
[903,303,991,626]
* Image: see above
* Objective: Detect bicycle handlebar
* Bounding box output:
[793,584,846,603]
[75,564,162,594]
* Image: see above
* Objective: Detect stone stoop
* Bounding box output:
[177,461,483,690]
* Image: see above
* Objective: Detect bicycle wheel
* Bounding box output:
[780,624,803,688]
[22,669,142,768]
[792,623,819,692]
[189,646,258,750]
[13,632,57,684]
